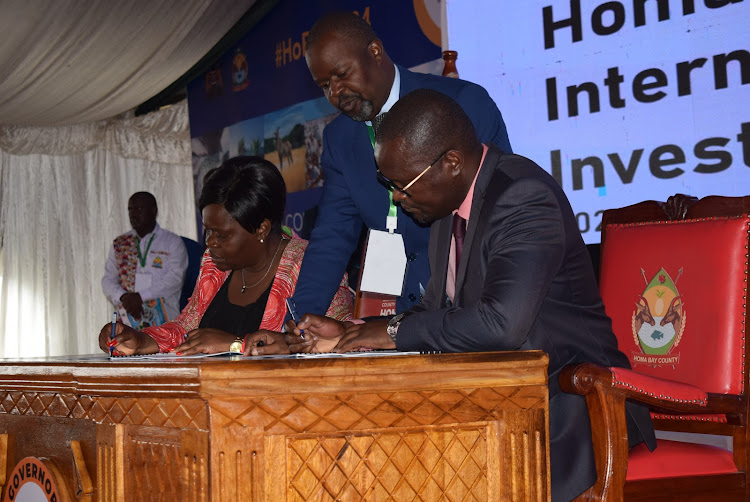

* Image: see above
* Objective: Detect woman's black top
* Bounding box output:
[198,271,272,335]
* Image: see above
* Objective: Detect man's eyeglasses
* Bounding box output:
[376,149,448,197]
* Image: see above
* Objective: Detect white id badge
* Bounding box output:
[359,229,407,296]
[135,272,152,291]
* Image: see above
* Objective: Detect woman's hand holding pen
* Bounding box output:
[98,323,158,355]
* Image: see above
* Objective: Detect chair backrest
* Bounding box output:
[599,196,750,396]
[180,236,205,311]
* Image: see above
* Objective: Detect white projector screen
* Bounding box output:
[447,0,749,243]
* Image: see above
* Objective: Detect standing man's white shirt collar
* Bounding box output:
[366,64,400,126]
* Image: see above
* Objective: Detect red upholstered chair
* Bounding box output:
[560,194,750,501]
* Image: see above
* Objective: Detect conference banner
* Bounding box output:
[187,0,442,238]
[448,0,749,243]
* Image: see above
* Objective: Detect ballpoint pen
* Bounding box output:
[109,311,117,356]
[285,298,305,339]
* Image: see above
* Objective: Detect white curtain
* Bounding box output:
[0,102,196,357]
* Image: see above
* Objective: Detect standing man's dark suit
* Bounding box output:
[396,144,656,500]
[292,65,512,317]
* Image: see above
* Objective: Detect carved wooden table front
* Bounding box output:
[0,352,550,501]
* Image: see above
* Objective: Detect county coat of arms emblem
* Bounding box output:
[631,267,685,366]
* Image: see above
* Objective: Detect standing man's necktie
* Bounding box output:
[452,213,467,272]
[371,112,387,136]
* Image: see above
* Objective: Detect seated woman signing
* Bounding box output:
[98,156,352,356]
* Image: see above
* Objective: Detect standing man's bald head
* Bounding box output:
[305,11,395,122]
[306,11,377,54]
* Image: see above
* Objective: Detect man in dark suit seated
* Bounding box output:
[285,89,656,501]
[290,11,513,319]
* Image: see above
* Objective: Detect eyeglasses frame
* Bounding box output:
[376,149,449,197]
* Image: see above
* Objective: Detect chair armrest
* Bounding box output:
[610,366,706,404]
[559,363,745,500]
[561,363,744,417]
[559,363,631,500]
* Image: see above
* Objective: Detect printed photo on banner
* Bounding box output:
[263,97,338,193]
[187,0,444,241]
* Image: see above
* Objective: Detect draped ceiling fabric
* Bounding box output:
[0,0,256,126]
[0,0,257,356]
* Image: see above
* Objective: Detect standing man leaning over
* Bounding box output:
[102,192,188,323]
[285,90,656,501]
[291,11,512,316]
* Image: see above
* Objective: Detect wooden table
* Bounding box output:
[0,352,550,501]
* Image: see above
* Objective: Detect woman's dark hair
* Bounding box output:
[199,156,286,235]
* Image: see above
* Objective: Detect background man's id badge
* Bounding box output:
[359,229,407,296]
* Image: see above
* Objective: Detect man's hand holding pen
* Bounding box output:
[283,314,354,353]
[283,314,393,353]
[283,318,318,353]
[243,331,290,356]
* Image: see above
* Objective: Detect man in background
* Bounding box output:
[102,192,188,323]
[290,11,512,317]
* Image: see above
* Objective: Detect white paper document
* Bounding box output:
[110,351,233,360]
[109,351,422,361]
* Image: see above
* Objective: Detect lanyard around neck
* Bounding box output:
[135,233,155,268]
[368,123,398,233]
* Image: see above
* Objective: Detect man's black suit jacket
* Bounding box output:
[397,144,656,501]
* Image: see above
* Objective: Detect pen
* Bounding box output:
[109,312,117,356]
[285,298,305,339]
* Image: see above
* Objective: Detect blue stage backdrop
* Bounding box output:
[187,0,442,239]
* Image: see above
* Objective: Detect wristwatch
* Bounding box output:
[387,313,407,345]
[229,336,244,354]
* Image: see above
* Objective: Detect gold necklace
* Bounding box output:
[241,236,285,293]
